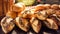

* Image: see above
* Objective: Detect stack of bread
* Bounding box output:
[0,2,60,34]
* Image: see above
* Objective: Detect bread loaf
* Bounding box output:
[6,11,17,18]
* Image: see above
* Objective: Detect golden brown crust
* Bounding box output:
[43,4,51,9]
[18,8,35,19]
[35,11,48,20]
[45,18,58,30]
[1,17,15,33]
[6,11,17,18]
[0,4,60,33]
[51,4,59,9]
[15,17,29,32]
[13,2,25,12]
[35,4,45,11]
[55,10,60,15]
[30,17,41,33]
[59,5,60,8]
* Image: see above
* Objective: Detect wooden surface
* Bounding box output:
[0,0,14,16]
[0,0,3,16]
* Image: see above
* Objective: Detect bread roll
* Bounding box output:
[35,11,47,20]
[13,2,25,12]
[6,11,17,18]
[15,17,29,32]
[30,17,41,33]
[50,16,60,26]
[1,17,15,33]
[44,18,58,30]
[44,4,51,9]
[18,8,35,19]
[45,9,55,15]
[51,4,59,9]
[35,4,45,11]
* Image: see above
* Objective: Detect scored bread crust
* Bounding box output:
[15,17,29,32]
[30,17,41,33]
[6,11,17,18]
[1,17,15,33]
